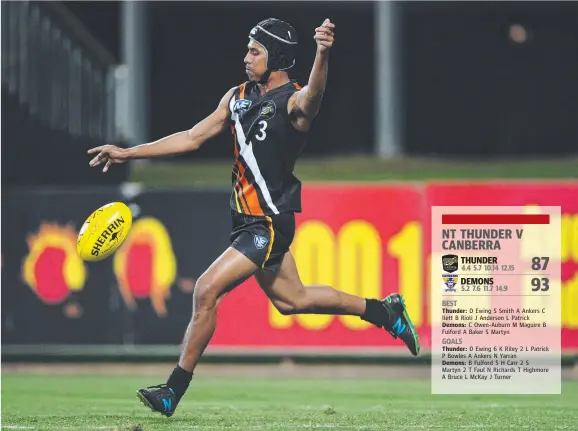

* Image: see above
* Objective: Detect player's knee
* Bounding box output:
[193,274,219,310]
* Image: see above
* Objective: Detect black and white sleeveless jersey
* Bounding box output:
[228,80,307,216]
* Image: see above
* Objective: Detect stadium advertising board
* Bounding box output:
[2,183,577,352]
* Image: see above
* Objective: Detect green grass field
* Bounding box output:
[129,156,578,187]
[2,374,577,430]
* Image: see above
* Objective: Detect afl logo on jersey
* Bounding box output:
[233,99,252,115]
[259,100,277,120]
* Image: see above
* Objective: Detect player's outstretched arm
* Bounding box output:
[289,18,334,130]
[88,87,235,172]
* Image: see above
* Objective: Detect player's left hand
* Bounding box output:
[314,18,335,53]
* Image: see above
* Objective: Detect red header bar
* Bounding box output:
[442,214,550,225]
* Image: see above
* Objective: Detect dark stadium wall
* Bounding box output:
[2,1,127,187]
[65,1,578,160]
[399,1,578,158]
[7,0,576,185]
[2,89,129,187]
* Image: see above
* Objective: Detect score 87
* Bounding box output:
[531,256,549,271]
[531,257,549,292]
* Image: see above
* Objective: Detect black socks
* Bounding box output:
[361,298,392,328]
[166,365,193,403]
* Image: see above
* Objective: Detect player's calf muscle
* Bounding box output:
[273,284,365,316]
[307,284,365,316]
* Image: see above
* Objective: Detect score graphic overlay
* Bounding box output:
[431,207,561,394]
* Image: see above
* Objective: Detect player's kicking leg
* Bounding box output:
[136,246,258,417]
[255,251,420,356]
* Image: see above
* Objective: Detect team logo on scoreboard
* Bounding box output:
[442,274,458,293]
[442,254,459,273]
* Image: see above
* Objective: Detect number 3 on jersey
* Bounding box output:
[255,120,267,141]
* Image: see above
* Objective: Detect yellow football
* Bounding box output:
[77,202,133,262]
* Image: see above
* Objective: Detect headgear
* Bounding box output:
[249,18,298,84]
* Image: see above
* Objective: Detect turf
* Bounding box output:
[129,156,578,187]
[2,374,577,430]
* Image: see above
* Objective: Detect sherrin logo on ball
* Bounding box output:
[77,202,133,262]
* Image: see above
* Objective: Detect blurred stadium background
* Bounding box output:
[2,1,578,429]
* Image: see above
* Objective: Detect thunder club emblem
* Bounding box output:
[442,254,459,273]
[258,100,276,120]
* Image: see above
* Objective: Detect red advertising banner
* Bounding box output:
[211,182,578,351]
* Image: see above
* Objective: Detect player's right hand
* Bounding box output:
[314,18,335,53]
[87,144,130,172]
